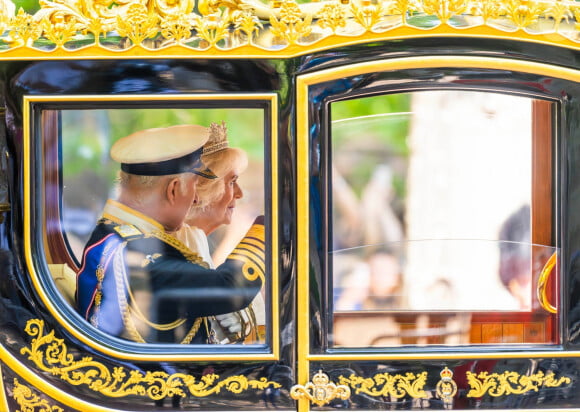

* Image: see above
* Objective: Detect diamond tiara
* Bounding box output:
[203,121,229,156]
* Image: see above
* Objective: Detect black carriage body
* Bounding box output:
[0,30,580,411]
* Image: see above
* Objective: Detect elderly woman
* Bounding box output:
[175,121,265,343]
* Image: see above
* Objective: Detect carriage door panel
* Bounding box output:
[0,60,293,411]
[293,57,571,410]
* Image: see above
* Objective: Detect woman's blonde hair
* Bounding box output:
[191,147,248,211]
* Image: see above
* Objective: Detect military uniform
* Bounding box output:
[76,199,265,343]
[175,225,267,344]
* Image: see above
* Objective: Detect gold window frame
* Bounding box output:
[22,93,280,362]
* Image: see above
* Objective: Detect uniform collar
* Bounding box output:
[102,199,164,234]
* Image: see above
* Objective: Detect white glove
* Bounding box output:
[215,312,243,334]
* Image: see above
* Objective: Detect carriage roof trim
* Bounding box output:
[0,0,579,59]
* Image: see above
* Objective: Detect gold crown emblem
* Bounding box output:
[203,121,229,156]
[440,367,453,380]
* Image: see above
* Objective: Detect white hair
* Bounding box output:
[117,171,193,206]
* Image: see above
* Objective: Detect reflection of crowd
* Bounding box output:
[334,250,403,311]
[333,164,405,312]
[498,204,532,310]
[333,164,403,250]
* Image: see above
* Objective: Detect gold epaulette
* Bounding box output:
[228,224,266,283]
[114,224,143,240]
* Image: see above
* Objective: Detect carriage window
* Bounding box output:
[35,103,273,349]
[331,90,558,347]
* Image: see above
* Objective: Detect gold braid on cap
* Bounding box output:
[203,122,229,156]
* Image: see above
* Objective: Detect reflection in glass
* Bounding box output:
[46,107,267,345]
[330,90,557,347]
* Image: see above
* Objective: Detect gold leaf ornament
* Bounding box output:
[270,0,313,44]
[502,0,544,28]
[338,371,428,398]
[350,0,384,31]
[20,319,281,400]
[468,0,504,23]
[116,3,159,45]
[13,378,64,412]
[160,13,193,43]
[193,10,230,48]
[466,370,571,398]
[387,0,421,24]
[9,8,43,46]
[41,11,79,47]
[233,9,263,43]
[0,0,14,34]
[317,2,347,33]
[421,0,468,24]
[545,0,571,31]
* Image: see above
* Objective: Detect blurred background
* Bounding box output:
[61,108,265,264]
[330,90,551,346]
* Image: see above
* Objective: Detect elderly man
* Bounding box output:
[75,124,265,344]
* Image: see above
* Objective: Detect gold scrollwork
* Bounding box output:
[290,370,351,406]
[466,369,571,397]
[12,378,64,412]
[337,370,428,399]
[20,319,281,401]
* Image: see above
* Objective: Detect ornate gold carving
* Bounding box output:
[317,2,347,33]
[546,0,572,31]
[233,10,263,44]
[270,1,312,44]
[466,369,571,397]
[194,10,230,47]
[468,0,504,23]
[422,0,468,23]
[40,12,79,47]
[503,0,545,28]
[337,370,428,398]
[20,319,281,400]
[351,0,384,31]
[10,8,43,47]
[116,3,159,45]
[388,0,420,24]
[12,378,64,412]
[435,367,457,406]
[159,13,192,44]
[290,370,351,406]
[0,0,579,55]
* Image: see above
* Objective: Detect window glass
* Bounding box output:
[43,106,269,346]
[331,90,557,347]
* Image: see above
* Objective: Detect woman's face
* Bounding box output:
[204,170,243,231]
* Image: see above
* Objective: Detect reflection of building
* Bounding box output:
[405,91,532,310]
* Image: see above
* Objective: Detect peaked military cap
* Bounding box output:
[111,124,217,178]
